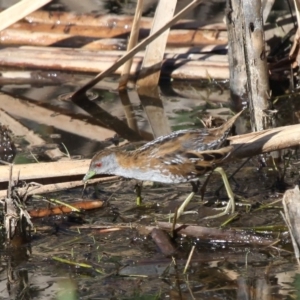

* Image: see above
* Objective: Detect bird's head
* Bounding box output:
[83,149,118,182]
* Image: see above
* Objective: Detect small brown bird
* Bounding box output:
[84,110,243,217]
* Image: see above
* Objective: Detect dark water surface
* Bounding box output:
[1,74,300,299]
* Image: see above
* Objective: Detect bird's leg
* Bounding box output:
[191,180,200,193]
[176,169,235,220]
[134,181,143,206]
[199,171,214,199]
[174,181,199,218]
[176,191,195,218]
[203,167,235,219]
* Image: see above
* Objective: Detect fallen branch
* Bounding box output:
[0,29,126,50]
[282,186,300,264]
[0,47,229,80]
[4,24,226,48]
[0,159,89,183]
[228,123,300,159]
[23,10,226,30]
[0,176,119,198]
[29,199,105,218]
[0,0,51,31]
[157,222,274,247]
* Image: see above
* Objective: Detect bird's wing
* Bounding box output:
[158,146,233,180]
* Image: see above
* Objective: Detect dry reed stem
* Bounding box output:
[0,0,51,31]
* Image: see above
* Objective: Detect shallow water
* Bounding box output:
[1,74,300,299]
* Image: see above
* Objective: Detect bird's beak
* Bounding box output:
[83,170,96,182]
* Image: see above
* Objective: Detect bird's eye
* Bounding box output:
[95,163,102,168]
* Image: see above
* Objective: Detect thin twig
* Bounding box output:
[183,245,195,274]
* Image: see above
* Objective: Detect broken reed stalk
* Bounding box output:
[71,0,202,98]
[0,0,51,31]
[0,176,119,199]
[117,0,143,132]
[226,0,270,131]
[0,47,230,80]
[157,222,274,246]
[137,0,177,88]
[183,245,196,274]
[0,29,127,50]
[228,123,300,159]
[24,9,219,29]
[29,199,105,218]
[281,186,300,264]
[241,0,270,131]
[0,159,119,183]
[0,25,227,49]
[119,0,144,89]
[136,0,175,138]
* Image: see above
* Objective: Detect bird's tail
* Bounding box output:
[214,109,245,136]
[187,146,234,175]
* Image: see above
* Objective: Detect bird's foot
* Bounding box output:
[203,197,235,219]
[203,167,236,219]
[134,182,143,206]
